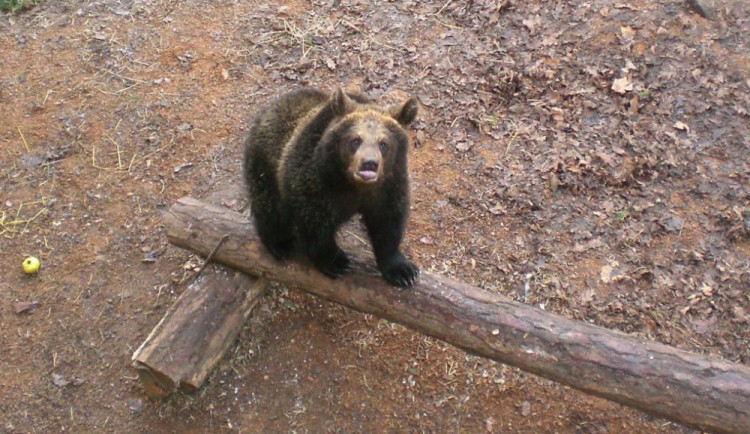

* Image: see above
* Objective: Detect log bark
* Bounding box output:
[164,196,750,434]
[131,266,265,398]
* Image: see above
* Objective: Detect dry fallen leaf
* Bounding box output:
[12,300,40,315]
[629,95,640,115]
[52,373,70,388]
[485,416,497,432]
[522,15,541,33]
[600,264,615,283]
[574,238,604,252]
[520,401,531,417]
[600,261,626,283]
[550,107,565,125]
[692,315,717,335]
[611,77,633,94]
[733,307,748,323]
[456,141,473,152]
[489,203,505,215]
[673,121,690,132]
[325,56,336,70]
[596,151,616,167]
[620,26,636,40]
[580,288,595,303]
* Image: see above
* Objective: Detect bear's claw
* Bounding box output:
[266,238,295,260]
[318,251,352,278]
[382,261,420,288]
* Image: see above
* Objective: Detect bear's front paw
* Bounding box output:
[265,237,295,260]
[382,260,420,288]
[317,251,352,279]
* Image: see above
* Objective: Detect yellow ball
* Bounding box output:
[22,256,41,274]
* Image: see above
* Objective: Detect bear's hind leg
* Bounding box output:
[253,205,295,260]
[257,218,295,260]
[246,148,296,259]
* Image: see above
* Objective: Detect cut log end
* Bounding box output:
[133,361,177,399]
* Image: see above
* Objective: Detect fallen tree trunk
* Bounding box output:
[164,196,750,434]
[131,267,265,398]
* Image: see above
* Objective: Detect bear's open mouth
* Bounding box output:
[358,170,378,181]
[355,159,379,183]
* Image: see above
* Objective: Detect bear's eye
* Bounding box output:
[349,137,362,151]
[379,140,388,153]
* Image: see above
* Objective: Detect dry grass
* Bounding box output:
[0,198,49,238]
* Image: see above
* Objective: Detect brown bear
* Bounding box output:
[243,87,420,287]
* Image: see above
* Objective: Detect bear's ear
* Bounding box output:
[388,96,419,126]
[331,87,356,116]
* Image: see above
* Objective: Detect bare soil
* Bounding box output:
[1,0,748,432]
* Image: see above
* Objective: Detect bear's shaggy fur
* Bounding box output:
[243,87,420,287]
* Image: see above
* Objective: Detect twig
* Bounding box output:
[343,230,369,247]
[503,119,520,159]
[18,127,30,152]
[127,153,138,172]
[106,136,124,170]
[41,89,54,106]
[429,16,464,30]
[105,69,149,85]
[21,207,48,234]
[137,135,176,164]
[192,234,230,281]
[437,0,453,15]
[340,19,404,52]
[0,201,48,238]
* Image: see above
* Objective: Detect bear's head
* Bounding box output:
[322,88,419,186]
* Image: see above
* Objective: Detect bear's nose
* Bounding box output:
[360,159,379,172]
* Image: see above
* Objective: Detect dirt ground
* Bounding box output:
[1,0,748,432]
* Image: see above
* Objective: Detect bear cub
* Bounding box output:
[244,87,420,287]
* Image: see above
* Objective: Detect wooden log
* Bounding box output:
[164,196,750,434]
[131,266,266,398]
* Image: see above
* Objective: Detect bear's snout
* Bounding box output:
[360,159,379,173]
[357,158,380,182]
[352,156,381,183]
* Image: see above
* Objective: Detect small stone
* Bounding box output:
[520,400,531,416]
[52,373,69,388]
[127,398,143,413]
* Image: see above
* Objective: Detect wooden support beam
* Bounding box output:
[132,267,265,398]
[163,196,750,434]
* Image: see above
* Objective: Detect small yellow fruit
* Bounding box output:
[22,256,41,274]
